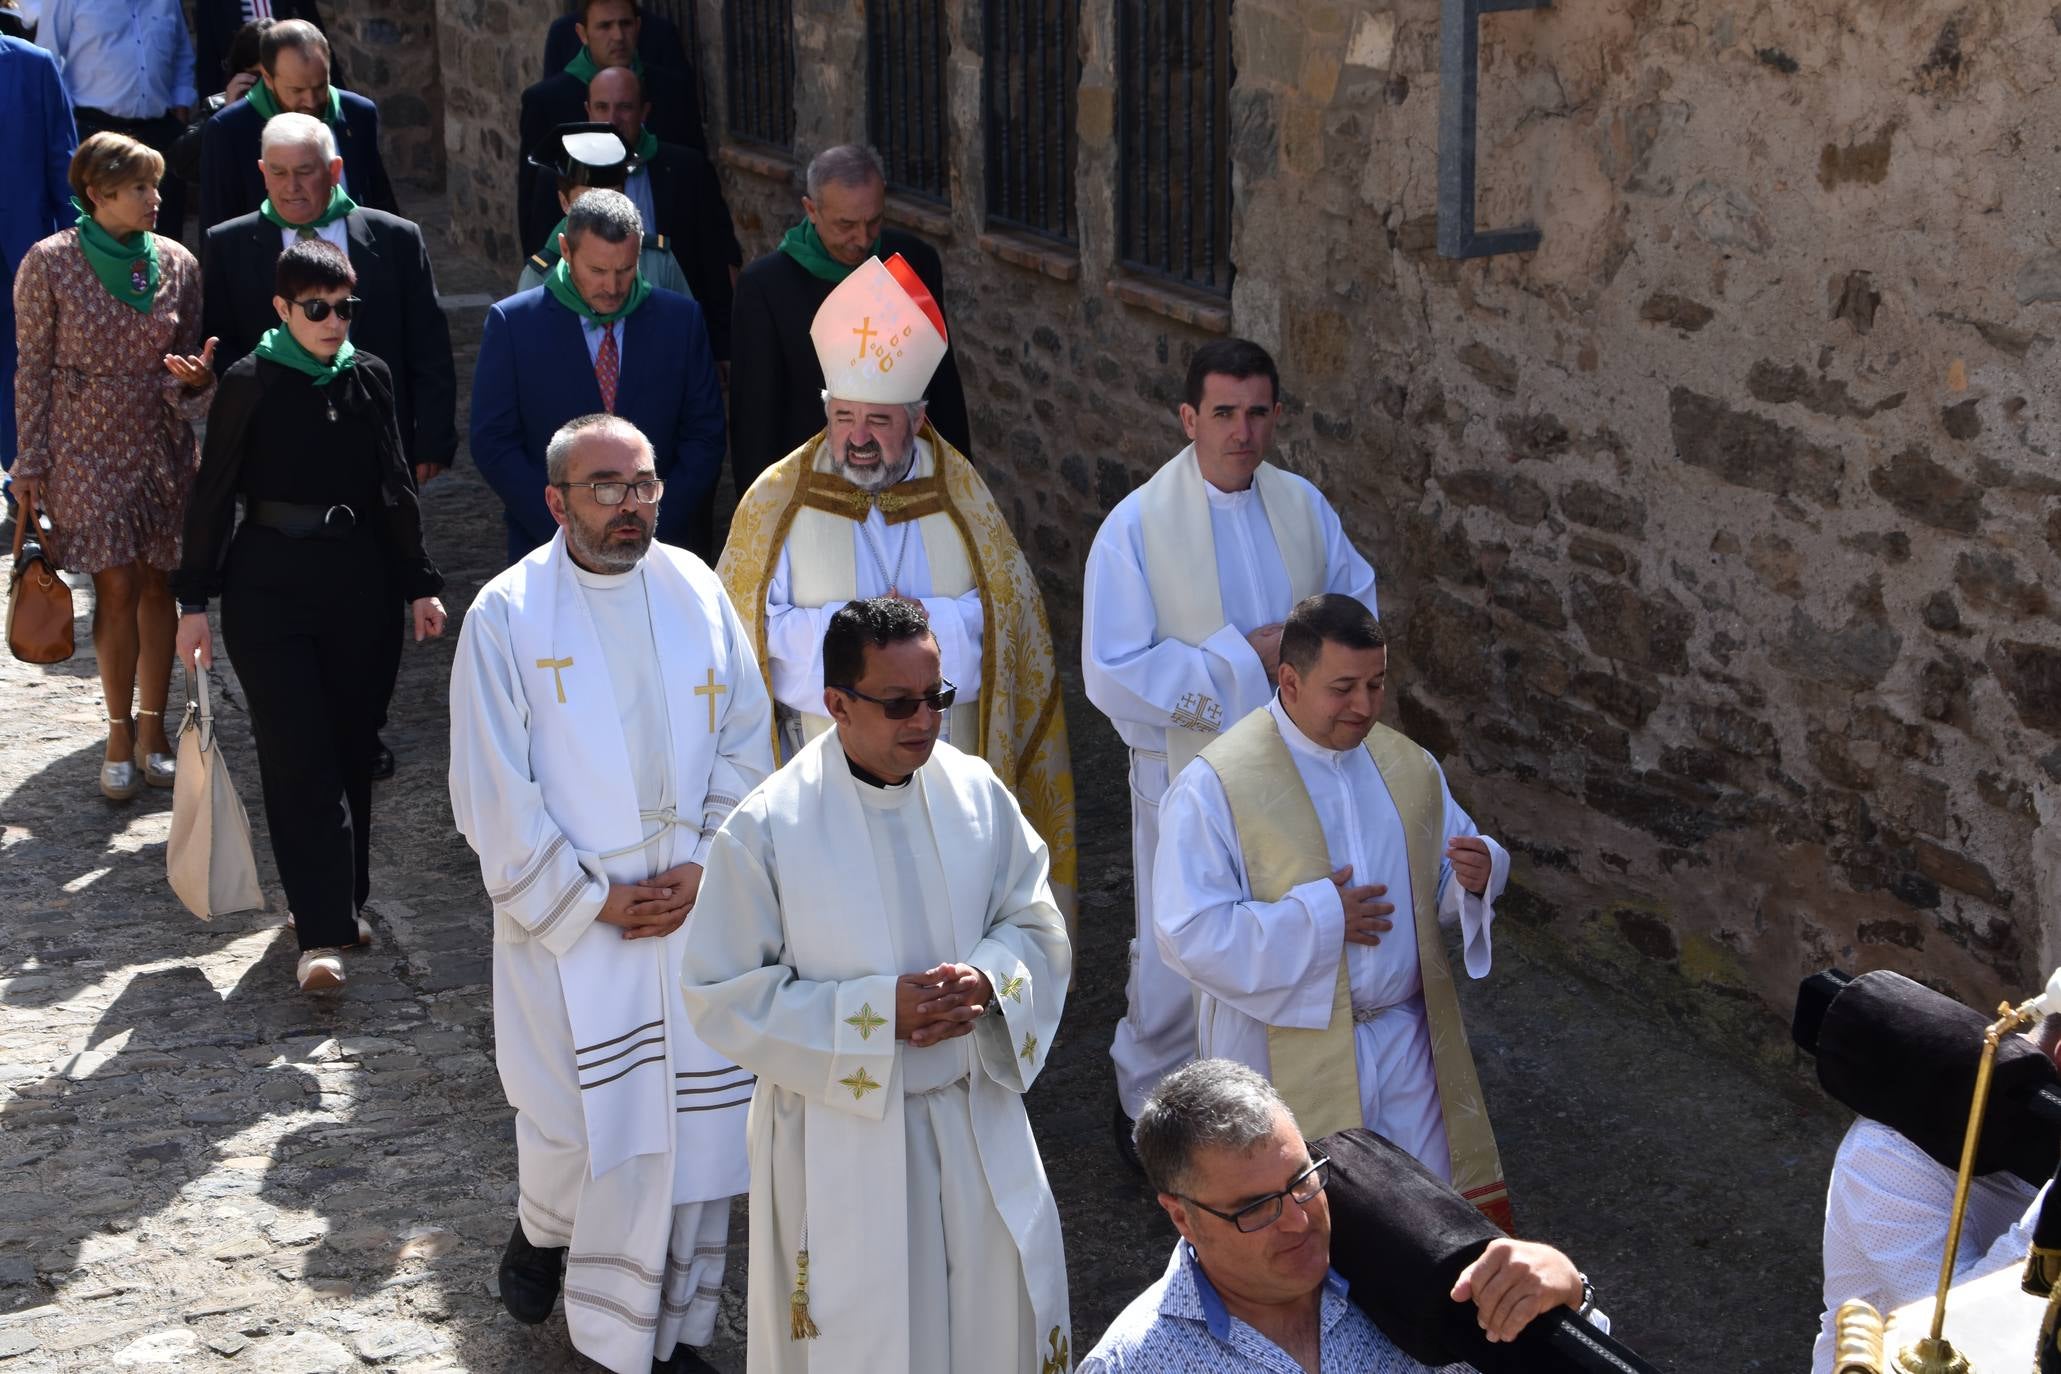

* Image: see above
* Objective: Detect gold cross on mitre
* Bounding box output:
[695,668,727,732]
[850,314,878,360]
[536,656,575,704]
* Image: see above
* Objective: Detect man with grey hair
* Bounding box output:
[200,106,454,779]
[1083,1059,1590,1372]
[473,185,726,562]
[727,141,971,497]
[449,410,772,1374]
[195,17,394,233]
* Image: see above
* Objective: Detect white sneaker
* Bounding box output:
[285,913,374,946]
[296,950,346,991]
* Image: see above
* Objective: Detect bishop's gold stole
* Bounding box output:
[1199,710,1513,1231]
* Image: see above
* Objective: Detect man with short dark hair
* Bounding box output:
[1084,1059,1587,1372]
[472,187,724,563]
[727,143,972,493]
[683,596,1073,1374]
[192,0,335,113]
[517,0,705,252]
[450,412,771,1374]
[1152,594,1512,1226]
[517,121,693,300]
[195,17,395,233]
[1084,338,1378,1165]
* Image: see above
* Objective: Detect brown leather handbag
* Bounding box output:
[7,510,75,664]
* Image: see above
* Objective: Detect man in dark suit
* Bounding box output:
[1,34,76,478]
[193,0,337,109]
[728,144,972,495]
[522,64,739,356]
[196,18,394,235]
[472,189,725,564]
[201,111,454,481]
[541,0,683,73]
[200,110,454,780]
[517,0,704,251]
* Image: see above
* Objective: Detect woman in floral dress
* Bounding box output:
[12,132,218,800]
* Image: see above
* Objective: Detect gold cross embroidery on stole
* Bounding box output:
[536,656,574,704]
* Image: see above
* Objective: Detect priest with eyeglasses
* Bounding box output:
[683,595,1073,1374]
[448,411,772,1374]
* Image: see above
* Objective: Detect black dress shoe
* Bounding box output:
[653,1346,721,1373]
[1114,1101,1145,1177]
[370,737,396,781]
[498,1220,567,1324]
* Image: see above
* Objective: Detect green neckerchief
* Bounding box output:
[634,128,658,160]
[563,46,643,84]
[544,254,650,324]
[259,184,359,237]
[777,218,880,284]
[247,80,344,126]
[70,196,159,312]
[254,324,357,387]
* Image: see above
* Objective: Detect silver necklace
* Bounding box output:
[856,513,913,597]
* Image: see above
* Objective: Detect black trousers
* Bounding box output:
[221,527,391,950]
[73,109,187,236]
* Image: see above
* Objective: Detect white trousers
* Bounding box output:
[1109,750,1199,1119]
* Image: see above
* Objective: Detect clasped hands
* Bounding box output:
[1332,838,1494,946]
[598,861,703,940]
[895,963,993,1047]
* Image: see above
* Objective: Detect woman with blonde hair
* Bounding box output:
[12,131,217,799]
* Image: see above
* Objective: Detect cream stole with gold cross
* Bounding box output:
[1198,708,1512,1230]
[784,436,981,749]
[1137,446,1325,778]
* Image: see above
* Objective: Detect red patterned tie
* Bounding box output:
[595,322,620,414]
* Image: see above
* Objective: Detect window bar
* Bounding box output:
[1182,0,1194,281]
[1157,3,1171,272]
[1202,0,1216,284]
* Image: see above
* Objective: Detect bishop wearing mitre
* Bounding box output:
[717,253,1077,923]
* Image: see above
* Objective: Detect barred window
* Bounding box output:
[983,0,1079,243]
[867,0,952,204]
[1117,0,1233,296]
[725,0,796,149]
[641,0,705,116]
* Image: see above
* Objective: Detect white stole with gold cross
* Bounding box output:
[759,730,1070,1370]
[1137,446,1325,777]
[507,531,750,1189]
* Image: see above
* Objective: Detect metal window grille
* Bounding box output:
[1117,0,1233,296]
[983,0,1079,243]
[867,0,952,204]
[724,0,796,149]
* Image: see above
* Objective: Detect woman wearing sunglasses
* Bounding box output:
[172,238,447,992]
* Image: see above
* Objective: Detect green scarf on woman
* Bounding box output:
[544,255,650,324]
[254,324,357,387]
[70,196,159,312]
[563,46,643,84]
[777,219,880,284]
[247,80,344,125]
[260,184,358,236]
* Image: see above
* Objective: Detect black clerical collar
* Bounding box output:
[846,755,913,790]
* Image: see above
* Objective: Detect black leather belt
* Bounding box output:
[249,500,358,539]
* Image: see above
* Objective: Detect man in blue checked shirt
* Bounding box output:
[36,0,196,234]
[1082,1061,1594,1373]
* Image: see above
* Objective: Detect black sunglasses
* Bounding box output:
[1176,1155,1329,1234]
[288,296,360,322]
[830,678,957,720]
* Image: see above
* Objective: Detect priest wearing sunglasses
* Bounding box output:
[174,237,446,993]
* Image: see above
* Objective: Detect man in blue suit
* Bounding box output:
[471,188,725,565]
[0,34,76,478]
[195,18,394,236]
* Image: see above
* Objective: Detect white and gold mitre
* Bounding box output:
[809,253,949,405]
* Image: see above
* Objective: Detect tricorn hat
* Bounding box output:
[526,121,641,186]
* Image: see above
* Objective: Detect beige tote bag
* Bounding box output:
[167,664,265,919]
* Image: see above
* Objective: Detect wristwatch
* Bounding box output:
[1575,1272,1597,1320]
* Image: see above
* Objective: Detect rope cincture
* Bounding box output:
[789,1216,819,1340]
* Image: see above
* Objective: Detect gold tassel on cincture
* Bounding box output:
[789,1219,819,1341]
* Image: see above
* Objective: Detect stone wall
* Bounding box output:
[428,0,2061,1041]
[324,0,446,187]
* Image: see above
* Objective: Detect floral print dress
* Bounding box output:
[12,228,212,574]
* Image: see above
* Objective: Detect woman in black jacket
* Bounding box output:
[173,238,445,993]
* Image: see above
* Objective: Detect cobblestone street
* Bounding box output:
[0,199,1852,1372]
